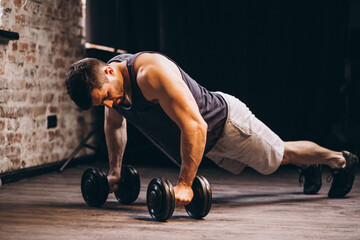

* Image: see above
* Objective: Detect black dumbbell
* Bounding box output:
[146,175,212,221]
[81,165,140,207]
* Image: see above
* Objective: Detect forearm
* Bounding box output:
[105,118,127,177]
[177,122,207,187]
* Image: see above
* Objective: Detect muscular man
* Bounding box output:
[65,52,358,207]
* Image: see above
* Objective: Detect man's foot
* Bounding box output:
[299,165,322,194]
[328,151,359,198]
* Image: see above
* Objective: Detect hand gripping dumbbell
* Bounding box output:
[81,165,140,207]
[146,175,212,221]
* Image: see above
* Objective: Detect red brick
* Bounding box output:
[16,107,32,117]
[5,145,20,156]
[58,93,70,103]
[31,143,37,152]
[50,45,57,55]
[41,154,50,163]
[7,133,15,143]
[12,42,18,51]
[51,153,60,162]
[19,42,28,52]
[0,90,10,103]
[10,78,25,89]
[60,105,71,113]
[59,71,66,79]
[12,91,27,102]
[7,120,20,131]
[15,15,25,25]
[15,133,22,143]
[47,142,55,152]
[25,55,31,63]
[1,0,10,7]
[54,35,62,44]
[30,42,36,52]
[48,130,56,141]
[0,79,8,89]
[0,133,5,144]
[29,2,40,14]
[33,106,46,117]
[8,54,15,62]
[58,49,66,57]
[43,93,54,103]
[65,50,72,58]
[48,54,53,64]
[45,69,51,77]
[36,118,46,128]
[25,81,35,90]
[49,106,58,113]
[38,67,51,78]
[11,25,21,33]
[0,106,17,118]
[25,55,36,64]
[51,82,61,89]
[6,133,22,144]
[38,45,45,54]
[0,120,4,130]
[58,9,66,20]
[10,158,20,168]
[13,0,22,8]
[45,6,52,17]
[29,92,42,103]
[24,69,29,77]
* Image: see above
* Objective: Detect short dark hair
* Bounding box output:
[65,58,107,110]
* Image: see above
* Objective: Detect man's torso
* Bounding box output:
[107,52,227,163]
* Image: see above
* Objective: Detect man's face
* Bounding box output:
[90,83,124,108]
[90,65,125,108]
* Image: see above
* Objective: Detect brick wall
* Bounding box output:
[0,0,97,173]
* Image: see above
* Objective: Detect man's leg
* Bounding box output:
[282,141,358,198]
[281,141,345,168]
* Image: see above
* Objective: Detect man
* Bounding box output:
[65,51,358,207]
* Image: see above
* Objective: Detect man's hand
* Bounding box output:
[174,184,194,207]
[107,174,121,193]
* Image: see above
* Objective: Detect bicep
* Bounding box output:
[159,81,202,129]
[139,66,206,130]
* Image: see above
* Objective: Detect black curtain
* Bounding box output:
[87,0,359,162]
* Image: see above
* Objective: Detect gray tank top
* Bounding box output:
[108,52,227,164]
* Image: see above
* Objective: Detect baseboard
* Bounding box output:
[0,154,96,185]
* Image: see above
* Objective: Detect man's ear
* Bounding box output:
[104,66,114,76]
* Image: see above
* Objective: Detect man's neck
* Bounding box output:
[116,61,132,105]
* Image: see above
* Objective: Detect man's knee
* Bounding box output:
[281,142,296,165]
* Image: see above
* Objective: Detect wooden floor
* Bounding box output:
[0,163,359,240]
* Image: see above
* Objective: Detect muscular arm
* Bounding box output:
[104,106,127,193]
[135,54,208,206]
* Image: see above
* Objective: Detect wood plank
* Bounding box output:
[0,164,359,240]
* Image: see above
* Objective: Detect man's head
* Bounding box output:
[65,58,125,110]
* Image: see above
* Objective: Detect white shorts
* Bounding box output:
[205,92,284,175]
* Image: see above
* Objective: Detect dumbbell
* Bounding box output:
[81,165,140,207]
[146,175,212,221]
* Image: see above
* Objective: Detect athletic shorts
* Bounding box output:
[205,92,284,175]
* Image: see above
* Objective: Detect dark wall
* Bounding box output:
[87,0,360,163]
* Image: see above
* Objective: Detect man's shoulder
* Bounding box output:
[133,52,167,75]
[135,52,164,63]
[107,53,134,64]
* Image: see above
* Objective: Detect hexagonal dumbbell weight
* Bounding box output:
[81,165,140,207]
[146,175,212,221]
